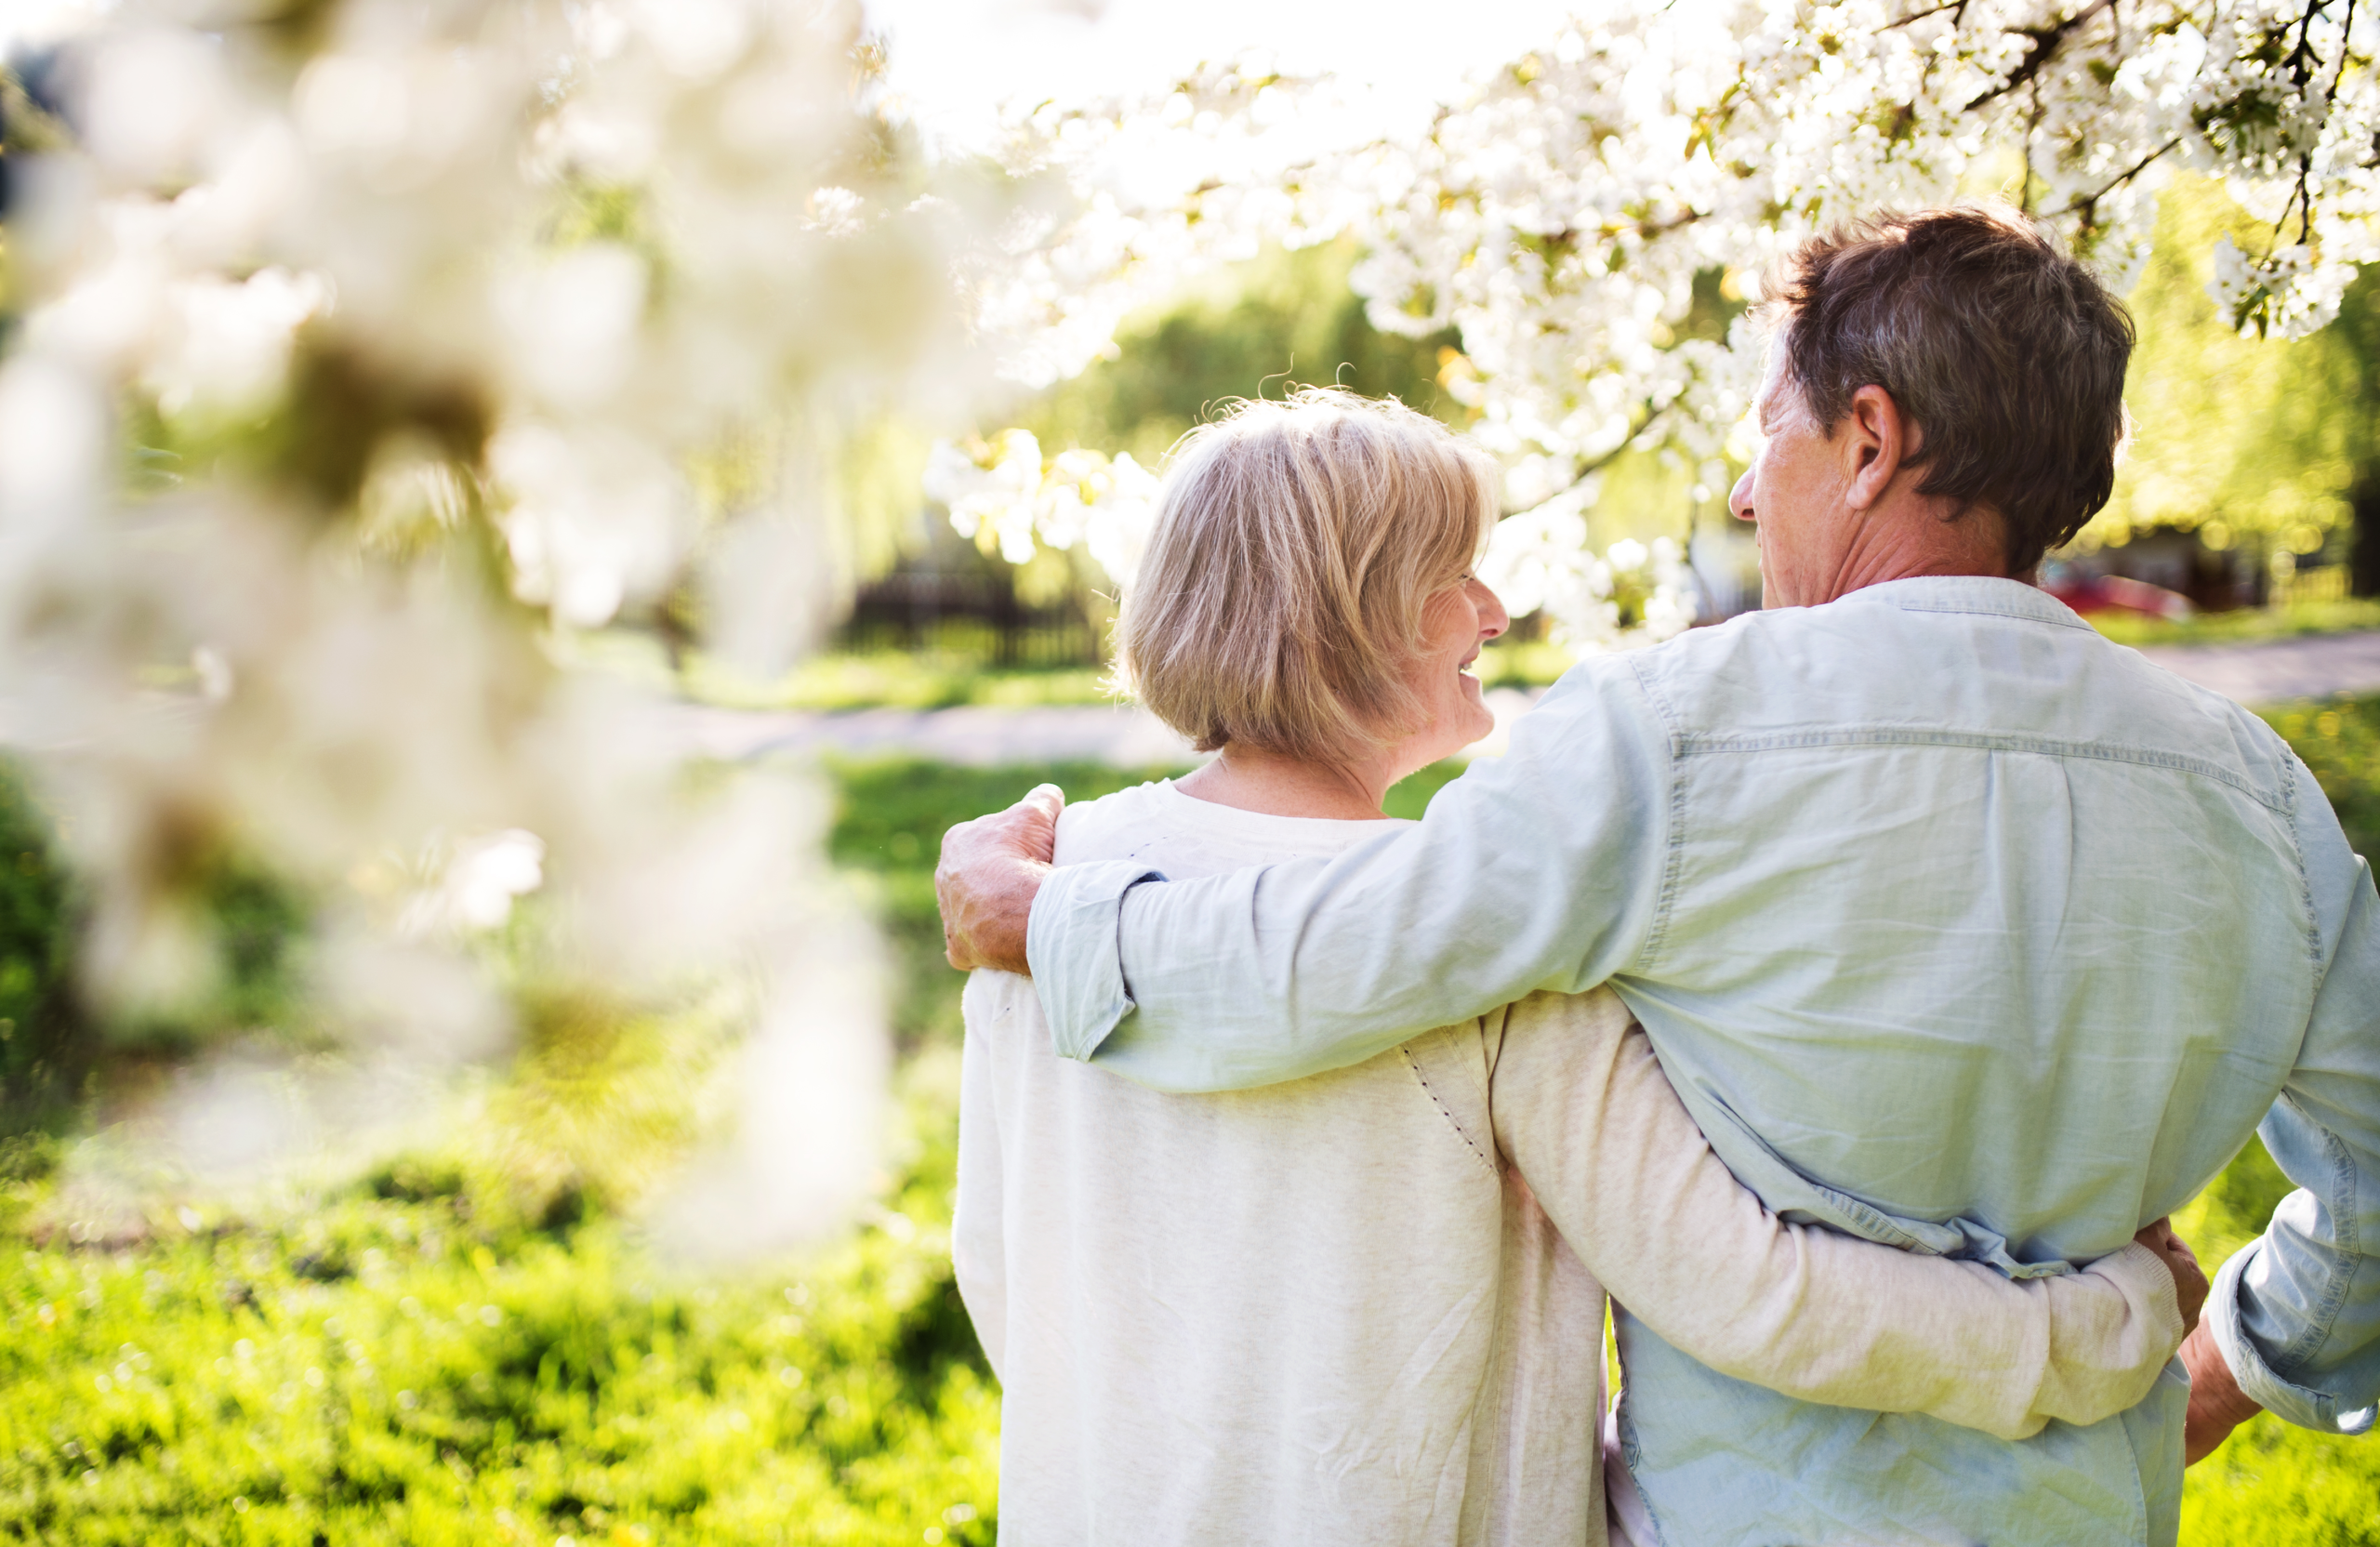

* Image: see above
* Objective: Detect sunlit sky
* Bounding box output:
[869,0,1571,150]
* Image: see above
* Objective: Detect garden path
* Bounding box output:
[669,629,2380,769]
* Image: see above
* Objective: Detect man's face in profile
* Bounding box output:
[1728,347,1858,609]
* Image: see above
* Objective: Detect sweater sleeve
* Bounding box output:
[1488,990,2182,1440]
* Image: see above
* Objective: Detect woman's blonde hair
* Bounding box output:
[1116,388,1501,764]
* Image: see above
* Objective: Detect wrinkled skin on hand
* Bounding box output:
[936,784,1064,975]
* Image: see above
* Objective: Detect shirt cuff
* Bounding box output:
[1025,858,1166,1062]
[2209,1241,2380,1435]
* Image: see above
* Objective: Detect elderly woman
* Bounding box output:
[950,390,2196,1546]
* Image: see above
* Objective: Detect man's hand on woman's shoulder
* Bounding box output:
[937,784,1064,974]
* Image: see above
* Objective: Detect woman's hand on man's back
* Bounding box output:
[2132,1217,2207,1334]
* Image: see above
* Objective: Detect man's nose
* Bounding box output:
[1727,468,1756,522]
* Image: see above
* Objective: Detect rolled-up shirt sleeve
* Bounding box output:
[1025,661,1674,1093]
[1024,860,1167,1061]
[2212,760,2380,1435]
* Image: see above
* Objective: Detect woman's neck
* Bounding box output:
[1175,743,1401,821]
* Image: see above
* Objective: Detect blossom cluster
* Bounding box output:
[1478,504,1702,652]
[922,431,1161,586]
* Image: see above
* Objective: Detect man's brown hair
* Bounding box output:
[1773,203,2135,573]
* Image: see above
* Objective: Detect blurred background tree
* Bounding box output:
[2087,177,2380,604]
[1019,238,1461,466]
[866,173,2380,687]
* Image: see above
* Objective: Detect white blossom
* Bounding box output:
[399,829,547,937]
[1480,499,1699,652]
[924,434,1163,585]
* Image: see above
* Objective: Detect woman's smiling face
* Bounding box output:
[1392,574,1510,777]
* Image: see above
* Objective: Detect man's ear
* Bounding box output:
[1840,384,1911,511]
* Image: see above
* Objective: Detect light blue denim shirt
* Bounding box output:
[1025,576,2380,1547]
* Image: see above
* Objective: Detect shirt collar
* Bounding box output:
[1839,575,2095,630]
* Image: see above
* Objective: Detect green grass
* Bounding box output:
[3,734,2377,1545]
[0,753,1468,1545]
[2183,1412,2380,1545]
[2172,1125,2380,1543]
[2262,694,2380,861]
[0,1068,996,1547]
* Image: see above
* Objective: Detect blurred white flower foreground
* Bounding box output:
[1,0,1020,1256]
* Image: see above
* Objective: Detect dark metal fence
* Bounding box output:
[834,571,1106,668]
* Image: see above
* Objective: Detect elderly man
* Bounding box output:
[938,205,2380,1545]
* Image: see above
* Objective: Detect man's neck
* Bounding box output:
[1175,745,1399,821]
[1805,497,2012,604]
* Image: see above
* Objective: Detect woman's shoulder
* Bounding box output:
[1051,781,1178,867]
[1053,779,1406,877]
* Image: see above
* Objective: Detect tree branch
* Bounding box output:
[1884,1,1965,31]
[2286,0,2328,89]
[2329,0,2360,111]
[1964,0,2115,112]
[2041,136,2184,224]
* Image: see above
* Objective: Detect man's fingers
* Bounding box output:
[990,783,1063,864]
[1014,784,1065,855]
[2169,1238,2208,1336]
[2135,1216,2210,1336]
[932,782,1064,977]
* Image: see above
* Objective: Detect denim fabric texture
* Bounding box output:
[1026,576,2380,1547]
